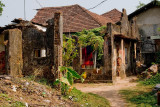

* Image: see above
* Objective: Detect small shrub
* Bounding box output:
[140,73,160,86]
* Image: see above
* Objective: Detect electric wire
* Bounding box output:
[35,0,43,8]
[87,0,108,10]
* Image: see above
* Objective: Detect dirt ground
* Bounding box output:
[0,75,77,107]
[74,76,138,107]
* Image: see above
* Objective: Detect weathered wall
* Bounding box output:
[134,7,160,66]
[22,27,53,78]
[136,7,160,53]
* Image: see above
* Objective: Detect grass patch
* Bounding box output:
[120,84,156,107]
[0,93,25,107]
[64,88,110,107]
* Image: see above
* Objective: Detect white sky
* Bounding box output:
[0,0,151,27]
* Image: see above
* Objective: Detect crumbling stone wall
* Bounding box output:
[22,26,54,78]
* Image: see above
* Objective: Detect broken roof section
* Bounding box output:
[102,9,122,23]
[31,4,113,33]
[0,18,46,34]
[128,0,160,19]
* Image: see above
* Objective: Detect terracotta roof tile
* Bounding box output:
[102,9,122,23]
[31,4,113,33]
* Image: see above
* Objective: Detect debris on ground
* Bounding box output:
[0,75,77,107]
[140,64,158,79]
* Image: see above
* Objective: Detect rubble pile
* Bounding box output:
[0,75,76,107]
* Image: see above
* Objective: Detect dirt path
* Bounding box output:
[74,76,137,107]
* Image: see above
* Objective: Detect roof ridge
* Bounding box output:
[37,4,79,10]
[77,5,109,26]
[101,8,121,16]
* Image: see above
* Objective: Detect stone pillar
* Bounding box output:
[8,29,23,77]
[103,36,110,77]
[103,23,112,80]
[53,12,63,79]
[119,39,126,79]
[109,24,117,83]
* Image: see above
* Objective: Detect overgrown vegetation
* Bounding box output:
[0,0,4,16]
[64,88,110,107]
[76,26,106,64]
[120,73,160,106]
[136,1,145,9]
[63,26,106,67]
[63,35,78,66]
[54,66,84,95]
[140,73,160,86]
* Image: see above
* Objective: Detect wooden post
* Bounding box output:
[94,50,97,69]
[80,44,82,68]
[54,12,63,95]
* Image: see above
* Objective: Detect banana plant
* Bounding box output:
[54,66,84,95]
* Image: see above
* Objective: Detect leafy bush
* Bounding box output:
[76,26,106,62]
[63,35,78,66]
[54,66,84,95]
[140,73,160,86]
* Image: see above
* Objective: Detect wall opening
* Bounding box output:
[34,48,46,58]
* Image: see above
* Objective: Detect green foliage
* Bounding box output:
[63,35,78,66]
[54,66,84,95]
[136,1,145,9]
[64,88,110,107]
[76,26,106,61]
[0,1,4,16]
[120,84,156,107]
[140,73,160,86]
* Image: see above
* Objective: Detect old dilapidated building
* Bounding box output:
[0,13,63,79]
[129,0,160,66]
[76,9,140,83]
[103,9,140,83]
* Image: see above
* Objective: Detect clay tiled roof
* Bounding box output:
[31,4,113,33]
[102,9,122,23]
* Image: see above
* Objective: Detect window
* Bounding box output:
[41,49,46,57]
[34,48,46,58]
